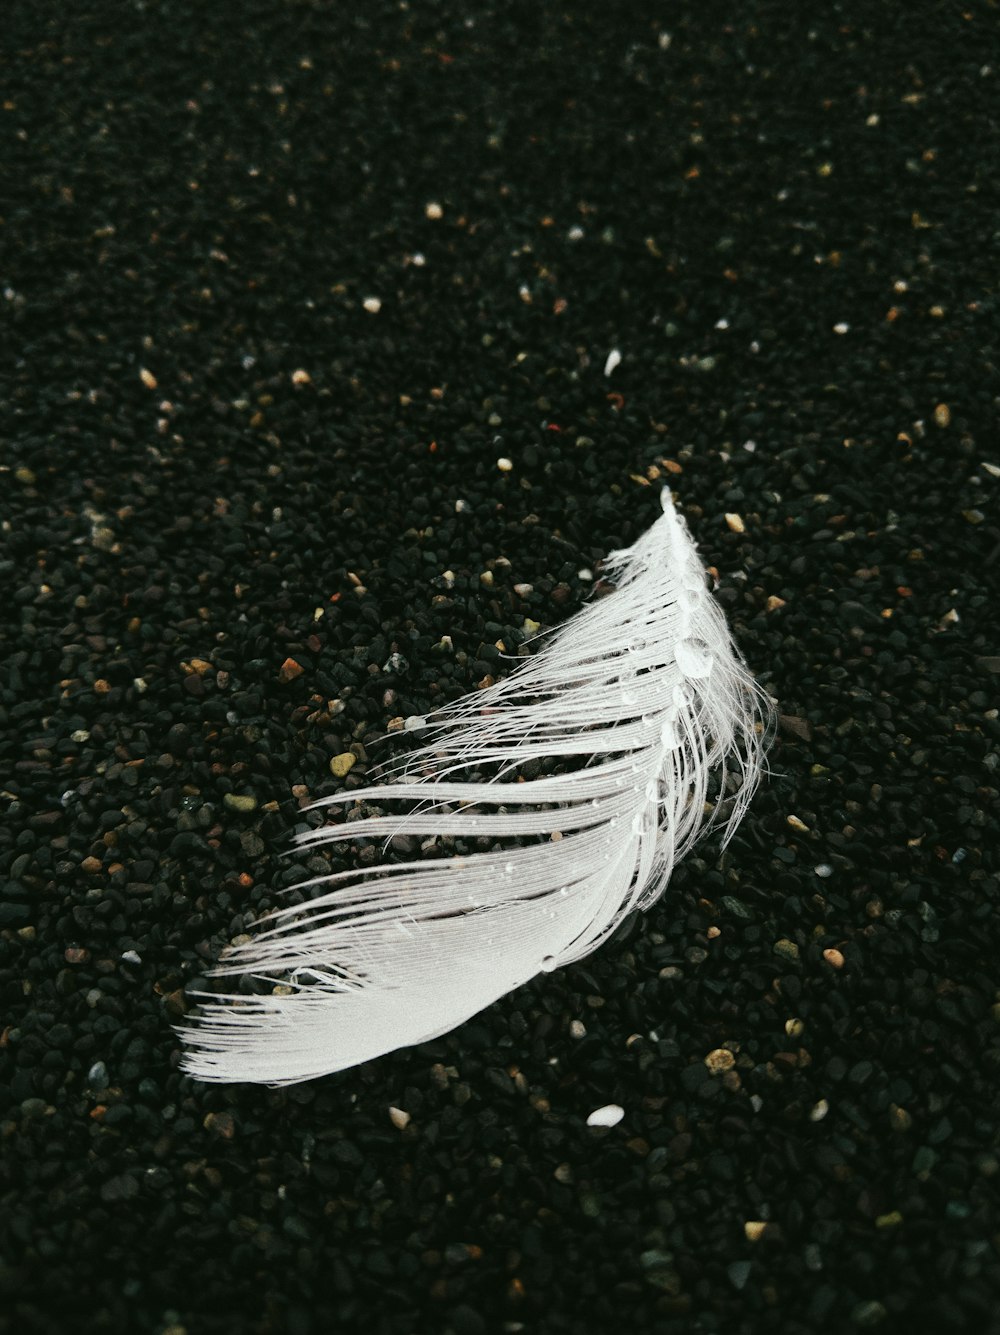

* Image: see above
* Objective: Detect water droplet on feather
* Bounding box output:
[676,637,714,679]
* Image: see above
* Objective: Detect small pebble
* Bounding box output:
[704,1048,736,1073]
[586,1104,625,1128]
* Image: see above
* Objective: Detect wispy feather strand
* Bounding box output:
[180,489,772,1084]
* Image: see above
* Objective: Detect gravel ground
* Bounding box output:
[2,3,999,1333]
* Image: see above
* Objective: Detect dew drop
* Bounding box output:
[673,682,695,710]
[540,955,558,973]
[676,637,714,679]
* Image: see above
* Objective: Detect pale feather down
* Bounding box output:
[180,489,772,1084]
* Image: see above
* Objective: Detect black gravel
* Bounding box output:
[3,4,999,1333]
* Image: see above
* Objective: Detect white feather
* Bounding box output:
[180,488,773,1084]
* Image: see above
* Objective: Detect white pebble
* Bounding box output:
[425,201,443,219]
[497,457,513,472]
[363,296,382,314]
[833,322,849,334]
[604,348,622,377]
[587,1103,625,1128]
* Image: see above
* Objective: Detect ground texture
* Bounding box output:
[2,3,999,1333]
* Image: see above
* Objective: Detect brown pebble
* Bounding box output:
[278,657,304,683]
[933,403,951,428]
[203,1111,236,1139]
[65,947,90,964]
[704,1047,736,1074]
[93,679,111,694]
[823,947,845,969]
[778,714,812,742]
[81,856,102,874]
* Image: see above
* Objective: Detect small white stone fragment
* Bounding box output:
[833,322,849,334]
[122,950,142,965]
[604,348,622,377]
[425,201,443,219]
[725,513,745,533]
[810,1099,830,1122]
[586,1103,625,1128]
[363,296,382,314]
[569,1020,587,1039]
[388,1106,411,1130]
[497,457,513,471]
